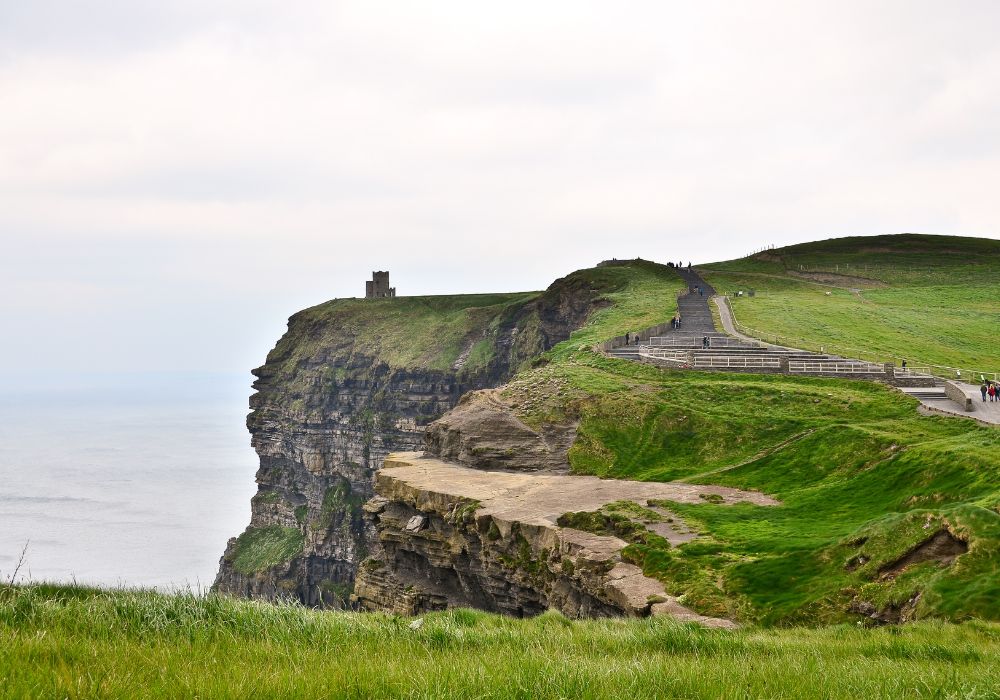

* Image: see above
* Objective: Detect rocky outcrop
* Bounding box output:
[424,389,576,472]
[214,271,615,605]
[354,453,777,626]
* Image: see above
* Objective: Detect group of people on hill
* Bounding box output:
[981,381,1000,402]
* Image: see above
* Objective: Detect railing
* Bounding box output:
[638,349,689,365]
[722,296,999,383]
[693,356,781,369]
[788,361,885,374]
[649,335,758,349]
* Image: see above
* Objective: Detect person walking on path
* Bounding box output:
[982,383,989,402]
[989,383,997,402]
[625,332,630,346]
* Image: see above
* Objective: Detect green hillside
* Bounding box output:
[699,234,1000,375]
[504,353,1000,624]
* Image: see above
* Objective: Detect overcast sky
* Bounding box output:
[2,1,999,377]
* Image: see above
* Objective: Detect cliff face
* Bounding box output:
[214,272,612,606]
[352,453,747,627]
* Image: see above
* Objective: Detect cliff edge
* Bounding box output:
[213,265,647,605]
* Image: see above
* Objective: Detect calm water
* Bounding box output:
[0,374,257,590]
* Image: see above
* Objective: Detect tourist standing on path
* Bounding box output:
[625,332,630,346]
[989,383,996,402]
[982,383,989,402]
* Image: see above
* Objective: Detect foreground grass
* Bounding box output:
[3,585,999,699]
[700,233,1000,374]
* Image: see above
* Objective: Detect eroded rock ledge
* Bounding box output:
[354,452,779,627]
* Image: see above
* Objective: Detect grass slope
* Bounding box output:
[699,233,1000,374]
[503,350,1000,624]
[3,585,999,699]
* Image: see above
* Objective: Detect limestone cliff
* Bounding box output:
[352,453,758,626]
[214,270,613,605]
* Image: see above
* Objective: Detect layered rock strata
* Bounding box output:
[214,274,612,605]
[354,452,779,627]
[424,389,577,472]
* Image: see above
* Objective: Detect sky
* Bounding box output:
[2,1,999,377]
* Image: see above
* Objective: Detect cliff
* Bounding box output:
[213,269,621,605]
[353,452,768,626]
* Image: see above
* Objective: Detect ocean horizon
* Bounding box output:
[0,372,258,590]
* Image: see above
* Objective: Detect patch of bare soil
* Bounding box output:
[877,529,968,581]
[850,592,923,624]
[788,271,886,288]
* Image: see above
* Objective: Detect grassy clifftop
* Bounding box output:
[263,259,684,380]
[699,233,1000,373]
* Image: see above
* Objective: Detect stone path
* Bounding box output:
[914,383,1000,426]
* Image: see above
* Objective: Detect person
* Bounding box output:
[990,383,997,403]
[702,335,709,349]
[902,359,907,370]
[981,383,989,402]
[625,332,630,345]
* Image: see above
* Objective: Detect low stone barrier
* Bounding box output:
[944,381,974,412]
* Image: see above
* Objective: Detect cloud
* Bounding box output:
[1,1,998,372]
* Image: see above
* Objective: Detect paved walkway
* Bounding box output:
[921,384,1000,426]
[672,268,718,334]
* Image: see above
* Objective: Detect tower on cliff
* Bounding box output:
[365,271,396,298]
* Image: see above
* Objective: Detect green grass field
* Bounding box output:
[3,585,999,699]
[700,234,1000,375]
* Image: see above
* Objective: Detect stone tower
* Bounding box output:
[365,271,396,298]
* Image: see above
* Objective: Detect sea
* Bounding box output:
[0,373,258,591]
